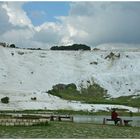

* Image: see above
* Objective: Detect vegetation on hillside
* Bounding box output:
[48,81,140,107]
[50,44,91,50]
[1,42,91,51]
[0,42,17,48]
[47,81,109,104]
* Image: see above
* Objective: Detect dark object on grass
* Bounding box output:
[123,120,132,126]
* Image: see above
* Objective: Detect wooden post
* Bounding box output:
[70,116,73,122]
[103,118,106,125]
[120,119,123,126]
[50,115,54,121]
[57,116,61,121]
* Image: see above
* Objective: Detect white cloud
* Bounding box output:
[0,2,12,35]
[65,2,140,46]
[2,2,32,28]
[0,28,34,47]
[0,2,140,48]
[33,23,62,44]
[0,2,65,48]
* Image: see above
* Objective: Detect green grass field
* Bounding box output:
[0,122,140,138]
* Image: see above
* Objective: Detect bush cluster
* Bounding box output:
[26,48,42,50]
[51,83,77,91]
[50,44,91,50]
[0,42,17,48]
[47,82,108,103]
[1,97,9,104]
[10,44,16,48]
[18,51,24,55]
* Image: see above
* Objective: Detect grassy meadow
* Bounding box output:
[0,121,140,138]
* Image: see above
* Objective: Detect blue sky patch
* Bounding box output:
[23,1,71,26]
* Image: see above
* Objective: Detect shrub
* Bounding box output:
[31,97,37,101]
[93,48,100,51]
[11,52,14,56]
[18,51,24,55]
[1,97,9,104]
[47,89,62,98]
[90,61,98,65]
[66,83,77,90]
[27,48,42,50]
[105,52,120,59]
[0,42,6,47]
[10,44,16,48]
[53,84,66,90]
[81,83,108,99]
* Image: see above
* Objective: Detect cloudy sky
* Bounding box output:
[0,1,140,48]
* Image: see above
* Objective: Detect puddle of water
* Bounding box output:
[73,115,140,127]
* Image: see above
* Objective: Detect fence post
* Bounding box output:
[103,118,106,125]
[70,116,73,122]
[57,116,61,121]
[50,115,54,121]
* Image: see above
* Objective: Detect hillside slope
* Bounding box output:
[0,45,140,111]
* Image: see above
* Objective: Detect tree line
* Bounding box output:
[50,44,91,50]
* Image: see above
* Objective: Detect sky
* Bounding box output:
[23,2,70,26]
[0,1,140,48]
